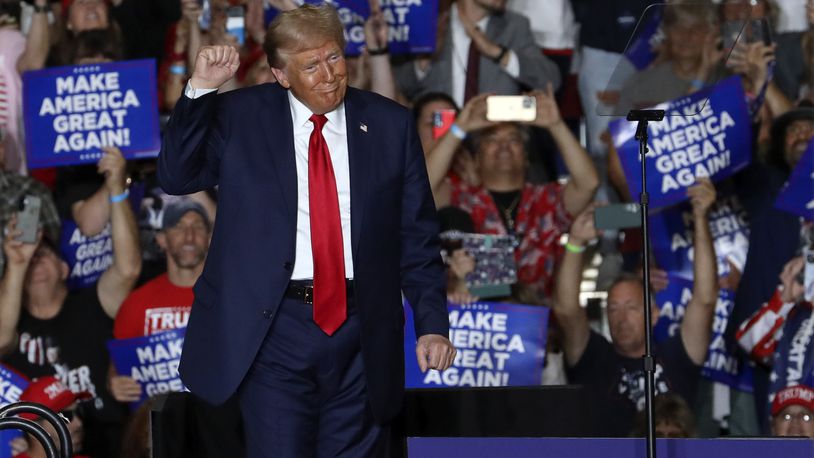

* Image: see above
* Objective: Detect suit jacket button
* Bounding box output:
[262,310,272,319]
[283,262,293,271]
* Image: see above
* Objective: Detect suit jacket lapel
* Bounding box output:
[343,88,371,259]
[260,84,297,235]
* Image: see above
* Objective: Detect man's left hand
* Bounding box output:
[416,334,456,372]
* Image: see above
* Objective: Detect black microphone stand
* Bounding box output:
[626,109,665,458]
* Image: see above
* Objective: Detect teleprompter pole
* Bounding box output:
[626,109,665,458]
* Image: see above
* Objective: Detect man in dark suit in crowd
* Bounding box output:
[158,4,456,456]
[395,0,560,106]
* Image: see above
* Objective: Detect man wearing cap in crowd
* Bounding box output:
[111,200,211,343]
[108,199,244,456]
[772,384,814,437]
[14,375,91,458]
[159,3,455,456]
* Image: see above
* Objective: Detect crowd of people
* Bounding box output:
[1,0,814,455]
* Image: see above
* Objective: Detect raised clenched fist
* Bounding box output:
[190,45,240,90]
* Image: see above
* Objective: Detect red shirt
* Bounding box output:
[452,181,572,298]
[113,273,193,339]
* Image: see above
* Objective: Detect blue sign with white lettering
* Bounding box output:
[107,329,186,409]
[769,304,814,409]
[22,59,160,169]
[404,301,548,388]
[609,76,752,209]
[775,139,814,221]
[0,363,29,458]
[60,220,113,291]
[651,192,750,280]
[302,0,437,56]
[654,276,752,391]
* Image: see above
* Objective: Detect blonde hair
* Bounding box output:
[264,3,346,69]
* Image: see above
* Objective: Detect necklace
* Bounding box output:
[496,192,522,233]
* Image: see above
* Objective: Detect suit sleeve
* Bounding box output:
[399,114,450,338]
[508,15,561,91]
[157,92,226,195]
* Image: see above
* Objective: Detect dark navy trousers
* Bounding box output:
[237,296,388,457]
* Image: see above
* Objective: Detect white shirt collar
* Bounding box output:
[287,90,346,132]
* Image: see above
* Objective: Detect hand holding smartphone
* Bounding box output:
[15,196,41,244]
[432,109,457,140]
[486,95,536,122]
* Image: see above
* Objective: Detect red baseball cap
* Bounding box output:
[18,376,92,420]
[772,385,814,416]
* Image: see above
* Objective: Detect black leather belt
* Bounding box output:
[285,279,354,305]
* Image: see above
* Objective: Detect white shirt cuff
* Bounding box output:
[184,82,218,100]
[503,50,520,79]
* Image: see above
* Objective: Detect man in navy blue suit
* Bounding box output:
[158,4,456,457]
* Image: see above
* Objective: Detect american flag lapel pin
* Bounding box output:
[360,123,368,133]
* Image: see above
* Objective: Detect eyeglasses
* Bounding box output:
[780,412,813,422]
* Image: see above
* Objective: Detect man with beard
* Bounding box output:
[111,200,210,341]
[109,200,244,457]
[553,179,718,436]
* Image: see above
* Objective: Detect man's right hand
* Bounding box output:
[190,45,241,90]
[3,216,39,271]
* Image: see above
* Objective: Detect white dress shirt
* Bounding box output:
[184,84,354,279]
[449,4,520,107]
[506,0,576,50]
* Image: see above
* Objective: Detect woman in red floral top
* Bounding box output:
[426,86,599,299]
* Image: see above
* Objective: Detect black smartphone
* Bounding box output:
[594,203,641,230]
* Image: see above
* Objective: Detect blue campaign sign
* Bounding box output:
[655,276,752,391]
[651,192,750,280]
[404,301,549,388]
[60,220,113,291]
[0,363,29,458]
[609,76,752,209]
[303,0,437,56]
[107,329,186,409]
[769,304,814,408]
[624,5,663,70]
[775,139,814,221]
[22,59,160,169]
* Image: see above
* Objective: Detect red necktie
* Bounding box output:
[463,41,480,104]
[308,114,347,336]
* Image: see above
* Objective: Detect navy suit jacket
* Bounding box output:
[157,83,449,422]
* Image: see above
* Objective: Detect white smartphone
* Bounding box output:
[486,95,536,122]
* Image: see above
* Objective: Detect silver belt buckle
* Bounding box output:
[303,286,314,305]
